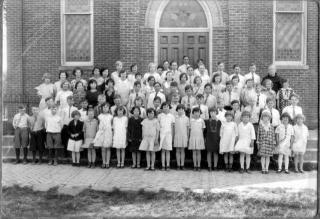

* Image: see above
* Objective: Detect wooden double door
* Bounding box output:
[158,32,209,68]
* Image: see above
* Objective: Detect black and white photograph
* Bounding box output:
[0,0,318,218]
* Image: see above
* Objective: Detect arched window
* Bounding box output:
[159,0,207,28]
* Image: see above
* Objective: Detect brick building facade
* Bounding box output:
[4,0,319,129]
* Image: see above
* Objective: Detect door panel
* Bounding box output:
[158,32,209,69]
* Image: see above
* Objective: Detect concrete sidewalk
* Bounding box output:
[2,163,316,195]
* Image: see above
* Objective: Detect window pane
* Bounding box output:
[65,15,91,62]
[275,13,302,61]
[276,0,302,11]
[160,0,207,28]
[65,0,90,13]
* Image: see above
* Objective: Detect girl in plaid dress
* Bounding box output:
[257,110,276,174]
[276,79,294,114]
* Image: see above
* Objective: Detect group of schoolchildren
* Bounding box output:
[13,58,309,174]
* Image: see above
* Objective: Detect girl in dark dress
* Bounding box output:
[205,107,221,171]
[127,106,143,168]
[86,79,100,108]
[104,78,115,107]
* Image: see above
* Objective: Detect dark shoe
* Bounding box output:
[265,171,269,174]
[23,159,28,164]
[166,166,170,171]
[72,163,75,166]
[294,169,299,173]
[208,167,212,172]
[245,169,251,174]
[48,160,52,165]
[32,160,36,165]
[77,163,81,167]
[87,163,91,168]
[261,170,265,174]
[181,166,185,170]
[228,167,233,172]
[177,166,181,170]
[53,160,58,166]
[150,167,155,171]
[213,167,217,171]
[38,159,42,165]
[194,167,197,171]
[106,164,110,169]
[91,163,95,168]
[197,167,201,172]
[239,168,244,174]
[137,164,141,169]
[299,169,304,173]
[131,164,136,169]
[145,167,151,171]
[161,166,166,171]
[101,164,106,169]
[117,164,121,168]
[285,170,290,174]
[121,164,125,168]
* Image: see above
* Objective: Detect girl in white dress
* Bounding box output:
[139,108,160,171]
[292,114,309,173]
[55,81,73,110]
[115,70,131,107]
[54,71,68,97]
[174,104,189,170]
[35,73,54,110]
[158,102,175,170]
[188,107,206,171]
[275,112,294,174]
[220,111,238,172]
[113,106,128,168]
[93,103,113,168]
[234,111,256,173]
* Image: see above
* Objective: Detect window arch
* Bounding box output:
[159,0,207,28]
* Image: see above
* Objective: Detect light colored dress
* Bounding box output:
[115,79,131,106]
[55,90,73,109]
[292,124,309,154]
[139,118,160,151]
[219,121,238,154]
[188,118,205,150]
[93,114,113,148]
[82,118,98,148]
[35,83,54,110]
[158,113,175,151]
[234,122,256,154]
[275,124,294,156]
[112,116,128,149]
[174,115,189,148]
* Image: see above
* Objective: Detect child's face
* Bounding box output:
[60,73,67,80]
[234,67,241,74]
[51,107,57,115]
[120,72,127,80]
[114,98,121,105]
[232,78,239,85]
[296,117,303,125]
[186,89,192,96]
[94,69,100,77]
[204,86,212,94]
[76,83,84,90]
[32,108,39,116]
[226,84,232,91]
[148,78,155,86]
[214,76,221,83]
[46,99,54,108]
[171,62,178,70]
[88,111,94,119]
[107,81,114,88]
[262,115,270,123]
[187,68,194,75]
[67,99,74,106]
[196,78,202,85]
[102,70,108,78]
[210,111,217,119]
[147,111,155,119]
[196,97,204,104]
[172,95,179,103]
[116,64,122,72]
[74,114,80,120]
[226,115,232,122]
[232,103,239,111]
[154,100,161,108]
[19,108,26,115]
[134,84,141,92]
[135,75,142,81]
[255,85,261,93]
[44,78,51,84]
[149,65,156,73]
[133,108,140,117]
[183,56,189,64]
[117,109,124,117]
[98,96,106,104]
[199,65,205,73]
[81,101,88,109]
[154,83,161,92]
[283,82,289,89]
[103,105,109,113]
[218,63,224,71]
[166,72,173,80]
[290,96,298,105]
[163,62,169,69]
[135,99,142,107]
[193,111,200,118]
[178,108,184,116]
[132,65,138,73]
[249,65,256,73]
[246,81,253,88]
[217,102,223,109]
[266,81,272,89]
[90,82,97,89]
[282,117,289,125]
[62,83,69,90]
[181,75,187,82]
[163,105,170,113]
[267,100,274,108]
[242,115,250,123]
[75,70,82,77]
[157,68,163,75]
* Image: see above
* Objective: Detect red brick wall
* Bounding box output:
[5,0,318,129]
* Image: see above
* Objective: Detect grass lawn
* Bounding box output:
[1,185,317,218]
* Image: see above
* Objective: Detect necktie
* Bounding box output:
[136,92,138,98]
[293,105,296,118]
[155,91,159,98]
[256,94,260,107]
[187,96,190,107]
[270,108,273,124]
[252,73,254,82]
